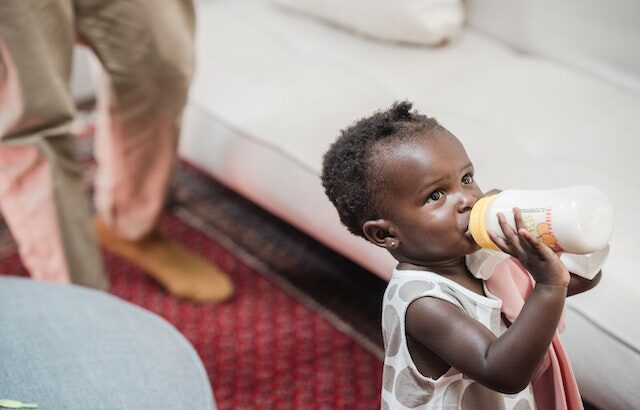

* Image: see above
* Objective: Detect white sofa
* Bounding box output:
[177,0,640,408]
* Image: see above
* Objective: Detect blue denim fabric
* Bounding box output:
[0,277,216,410]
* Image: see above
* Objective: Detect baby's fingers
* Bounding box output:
[497,213,518,242]
[518,229,551,256]
[497,212,525,254]
[513,208,526,232]
[488,230,514,255]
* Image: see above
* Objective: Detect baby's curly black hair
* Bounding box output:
[321,101,443,238]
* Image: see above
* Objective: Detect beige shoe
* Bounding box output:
[95,217,234,304]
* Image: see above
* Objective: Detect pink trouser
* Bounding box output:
[0,0,195,289]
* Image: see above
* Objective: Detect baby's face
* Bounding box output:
[372,131,483,263]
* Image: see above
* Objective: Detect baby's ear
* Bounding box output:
[363,219,399,250]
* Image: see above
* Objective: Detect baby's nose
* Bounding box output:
[457,191,477,212]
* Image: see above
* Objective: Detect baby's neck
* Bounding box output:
[397,256,468,277]
[397,257,485,296]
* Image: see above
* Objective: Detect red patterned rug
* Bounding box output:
[0,116,387,409]
[0,212,382,409]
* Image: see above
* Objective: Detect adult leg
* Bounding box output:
[76,0,233,302]
[0,0,107,289]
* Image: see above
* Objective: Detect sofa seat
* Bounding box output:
[179,1,639,408]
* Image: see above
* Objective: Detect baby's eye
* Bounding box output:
[427,190,444,203]
[462,173,474,184]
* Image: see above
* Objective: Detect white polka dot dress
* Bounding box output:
[381,267,537,409]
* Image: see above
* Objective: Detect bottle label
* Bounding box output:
[520,207,564,252]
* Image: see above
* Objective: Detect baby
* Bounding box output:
[321,102,601,409]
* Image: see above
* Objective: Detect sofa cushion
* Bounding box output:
[273,0,464,46]
[466,0,640,92]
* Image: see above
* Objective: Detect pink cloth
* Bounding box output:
[0,145,72,283]
[485,257,583,410]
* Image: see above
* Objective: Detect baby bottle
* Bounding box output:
[468,185,613,254]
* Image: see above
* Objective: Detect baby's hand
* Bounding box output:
[488,208,570,287]
[484,188,502,196]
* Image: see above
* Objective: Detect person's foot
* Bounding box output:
[94,218,234,304]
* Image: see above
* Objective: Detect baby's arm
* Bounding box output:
[407,208,569,393]
[407,284,566,393]
[567,271,601,296]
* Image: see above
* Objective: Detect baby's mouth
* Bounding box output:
[463,221,476,243]
[464,229,474,241]
[461,215,472,238]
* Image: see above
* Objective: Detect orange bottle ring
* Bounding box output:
[469,195,500,251]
